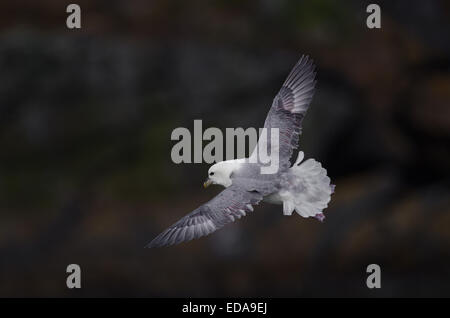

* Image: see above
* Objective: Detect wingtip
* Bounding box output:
[283,54,316,89]
[298,54,314,66]
[146,241,167,249]
[146,235,166,248]
[145,241,157,249]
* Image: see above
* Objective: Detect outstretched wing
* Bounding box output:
[250,55,316,171]
[147,185,263,248]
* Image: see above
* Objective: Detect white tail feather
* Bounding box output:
[280,151,334,220]
[283,201,295,216]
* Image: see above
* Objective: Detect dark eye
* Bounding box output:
[209,172,214,176]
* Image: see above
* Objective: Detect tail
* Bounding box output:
[280,151,335,221]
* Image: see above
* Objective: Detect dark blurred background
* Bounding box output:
[0,0,449,297]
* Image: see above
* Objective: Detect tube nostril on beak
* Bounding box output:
[203,179,212,188]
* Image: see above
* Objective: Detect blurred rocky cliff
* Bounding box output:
[0,0,449,296]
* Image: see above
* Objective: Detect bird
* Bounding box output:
[147,55,335,248]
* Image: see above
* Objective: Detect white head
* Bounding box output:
[203,161,237,188]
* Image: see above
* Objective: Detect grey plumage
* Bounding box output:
[147,55,332,248]
[147,184,263,248]
[249,55,316,170]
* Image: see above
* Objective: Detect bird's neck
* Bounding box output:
[220,159,243,187]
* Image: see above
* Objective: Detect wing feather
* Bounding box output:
[250,55,316,170]
[147,185,263,248]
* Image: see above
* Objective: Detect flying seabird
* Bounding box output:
[148,55,335,248]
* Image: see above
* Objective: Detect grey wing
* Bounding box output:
[250,55,316,170]
[146,185,263,248]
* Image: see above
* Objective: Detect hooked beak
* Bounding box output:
[203,178,212,188]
